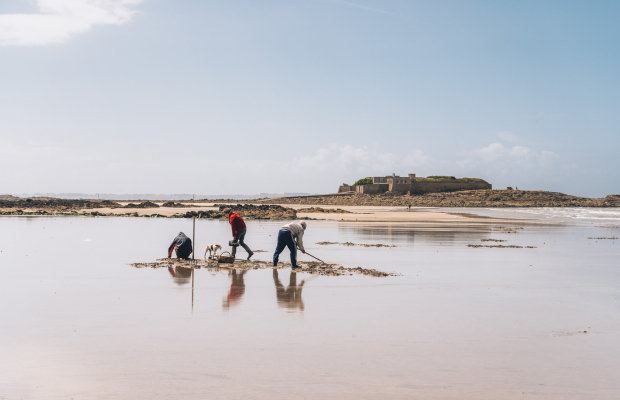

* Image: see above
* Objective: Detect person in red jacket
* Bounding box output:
[224,208,254,260]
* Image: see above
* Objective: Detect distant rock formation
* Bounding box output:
[255,190,620,208]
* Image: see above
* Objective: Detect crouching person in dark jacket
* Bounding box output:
[168,232,193,259]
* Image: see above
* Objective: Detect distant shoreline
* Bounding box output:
[240,190,620,208]
[0,197,582,226]
[1,191,618,222]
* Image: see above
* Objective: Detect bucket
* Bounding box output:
[217,251,235,264]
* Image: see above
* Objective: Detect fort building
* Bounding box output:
[338,173,492,194]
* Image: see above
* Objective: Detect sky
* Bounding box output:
[0,0,618,197]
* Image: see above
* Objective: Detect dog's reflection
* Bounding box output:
[222,269,247,309]
[273,269,305,312]
[167,266,192,286]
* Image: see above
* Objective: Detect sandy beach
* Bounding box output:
[81,202,535,226]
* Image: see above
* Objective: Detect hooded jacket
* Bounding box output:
[229,212,247,237]
[168,233,193,257]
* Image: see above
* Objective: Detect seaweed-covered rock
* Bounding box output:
[213,204,296,219]
[298,207,351,213]
[124,201,159,208]
[0,198,122,210]
[129,258,398,277]
[248,190,619,208]
[178,210,225,219]
[162,201,187,207]
[605,194,620,206]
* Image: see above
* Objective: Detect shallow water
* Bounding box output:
[1,216,619,399]
[437,206,620,223]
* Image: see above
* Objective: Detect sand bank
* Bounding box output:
[79,203,534,225]
[0,197,543,226]
[131,258,397,277]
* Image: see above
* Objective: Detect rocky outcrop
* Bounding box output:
[176,210,225,219]
[298,207,351,213]
[2,191,617,216]
[167,204,296,220]
[0,198,122,210]
[124,201,160,208]
[605,195,620,206]
[214,204,297,219]
[161,201,187,207]
[251,190,619,208]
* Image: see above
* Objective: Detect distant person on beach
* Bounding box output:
[168,232,193,259]
[224,208,254,260]
[273,221,306,269]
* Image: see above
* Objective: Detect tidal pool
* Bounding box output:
[0,216,618,399]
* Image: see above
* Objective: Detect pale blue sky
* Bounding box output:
[1,0,618,197]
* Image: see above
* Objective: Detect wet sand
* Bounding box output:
[83,202,535,225]
[131,258,397,277]
[1,215,618,399]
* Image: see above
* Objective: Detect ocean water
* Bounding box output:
[438,207,620,223]
[0,216,619,399]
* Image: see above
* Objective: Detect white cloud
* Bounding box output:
[0,137,569,194]
[282,142,564,191]
[291,144,401,174]
[274,144,438,189]
[0,0,143,46]
[287,142,561,180]
[224,144,432,192]
[458,143,559,175]
[402,149,435,168]
[497,131,519,143]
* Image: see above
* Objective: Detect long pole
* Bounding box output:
[192,216,196,311]
[191,268,194,311]
[304,251,325,263]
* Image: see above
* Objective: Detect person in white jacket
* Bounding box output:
[273,221,306,269]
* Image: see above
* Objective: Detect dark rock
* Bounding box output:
[124,201,159,208]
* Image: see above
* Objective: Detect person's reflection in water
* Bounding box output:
[167,266,192,286]
[273,269,305,312]
[222,269,247,309]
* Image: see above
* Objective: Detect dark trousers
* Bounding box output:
[273,229,297,267]
[176,249,191,260]
[232,228,252,257]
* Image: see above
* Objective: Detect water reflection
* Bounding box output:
[222,269,247,309]
[167,266,192,286]
[339,225,490,245]
[273,270,305,312]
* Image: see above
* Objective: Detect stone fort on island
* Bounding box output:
[338,173,492,194]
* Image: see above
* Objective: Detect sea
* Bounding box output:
[1,209,618,399]
[437,207,620,223]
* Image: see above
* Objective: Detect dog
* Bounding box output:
[204,244,222,259]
